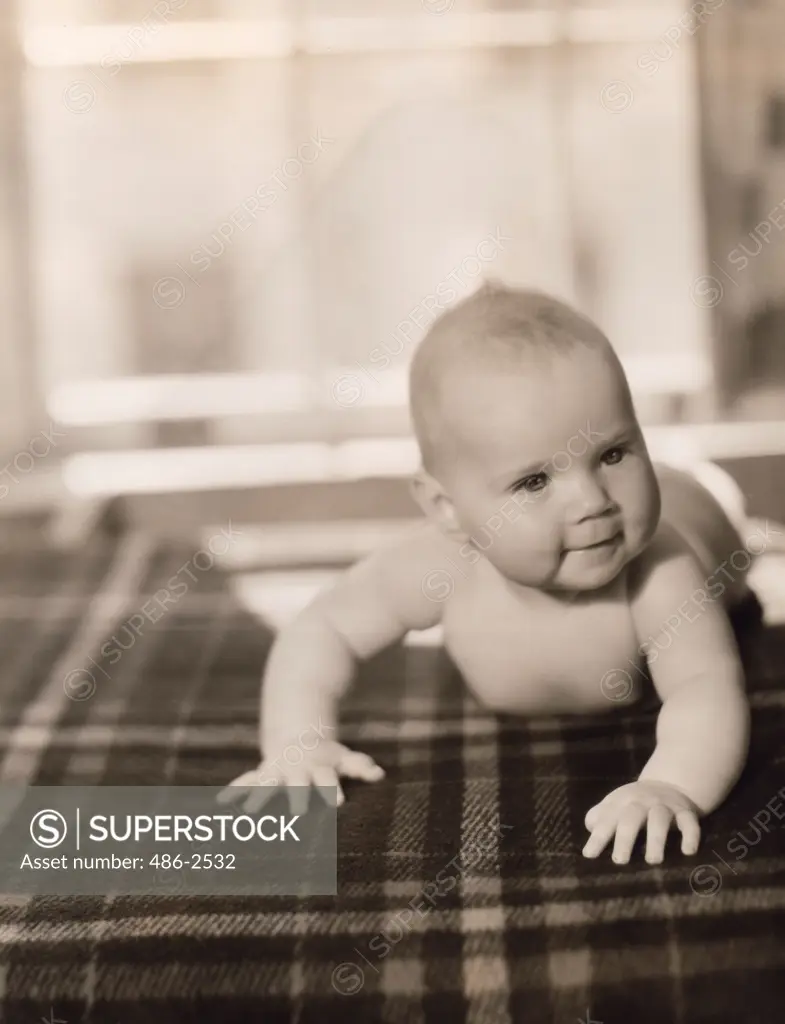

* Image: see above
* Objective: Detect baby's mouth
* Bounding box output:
[570,531,622,552]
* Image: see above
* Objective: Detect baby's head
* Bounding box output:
[409,282,661,594]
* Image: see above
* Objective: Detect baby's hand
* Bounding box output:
[582,780,701,865]
[216,740,384,816]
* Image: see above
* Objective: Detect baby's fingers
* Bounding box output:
[584,802,603,833]
[338,750,385,783]
[582,815,617,859]
[644,805,674,864]
[311,765,344,807]
[228,765,285,815]
[675,809,701,856]
[237,778,281,815]
[216,768,272,805]
[609,803,648,864]
[283,766,312,817]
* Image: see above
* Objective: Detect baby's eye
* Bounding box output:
[512,471,549,494]
[601,445,626,466]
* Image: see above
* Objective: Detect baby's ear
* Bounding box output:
[410,469,465,539]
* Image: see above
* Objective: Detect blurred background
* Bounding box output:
[2,0,785,592]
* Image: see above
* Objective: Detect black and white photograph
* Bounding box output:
[0,0,784,1021]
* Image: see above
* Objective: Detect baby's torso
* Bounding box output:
[441,556,645,714]
[433,460,749,716]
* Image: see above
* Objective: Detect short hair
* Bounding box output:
[408,281,616,475]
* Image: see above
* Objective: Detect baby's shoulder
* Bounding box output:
[337,519,463,630]
[370,519,463,579]
[626,519,701,604]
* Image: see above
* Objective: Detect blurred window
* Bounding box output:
[19,0,713,452]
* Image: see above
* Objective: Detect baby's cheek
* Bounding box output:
[634,461,661,520]
[632,484,661,539]
[499,520,559,570]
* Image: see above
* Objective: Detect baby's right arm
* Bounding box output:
[220,521,453,809]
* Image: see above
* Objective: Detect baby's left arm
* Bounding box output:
[583,522,750,865]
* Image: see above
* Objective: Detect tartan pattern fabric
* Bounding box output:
[0,519,784,1024]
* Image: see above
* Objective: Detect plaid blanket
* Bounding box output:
[1,517,784,1024]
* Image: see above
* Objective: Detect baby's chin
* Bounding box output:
[553,533,650,592]
[506,561,625,596]
[548,543,631,592]
[554,568,624,593]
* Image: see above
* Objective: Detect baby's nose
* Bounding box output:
[572,473,614,520]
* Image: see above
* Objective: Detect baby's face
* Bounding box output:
[438,346,661,593]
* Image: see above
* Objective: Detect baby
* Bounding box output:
[221,282,759,865]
